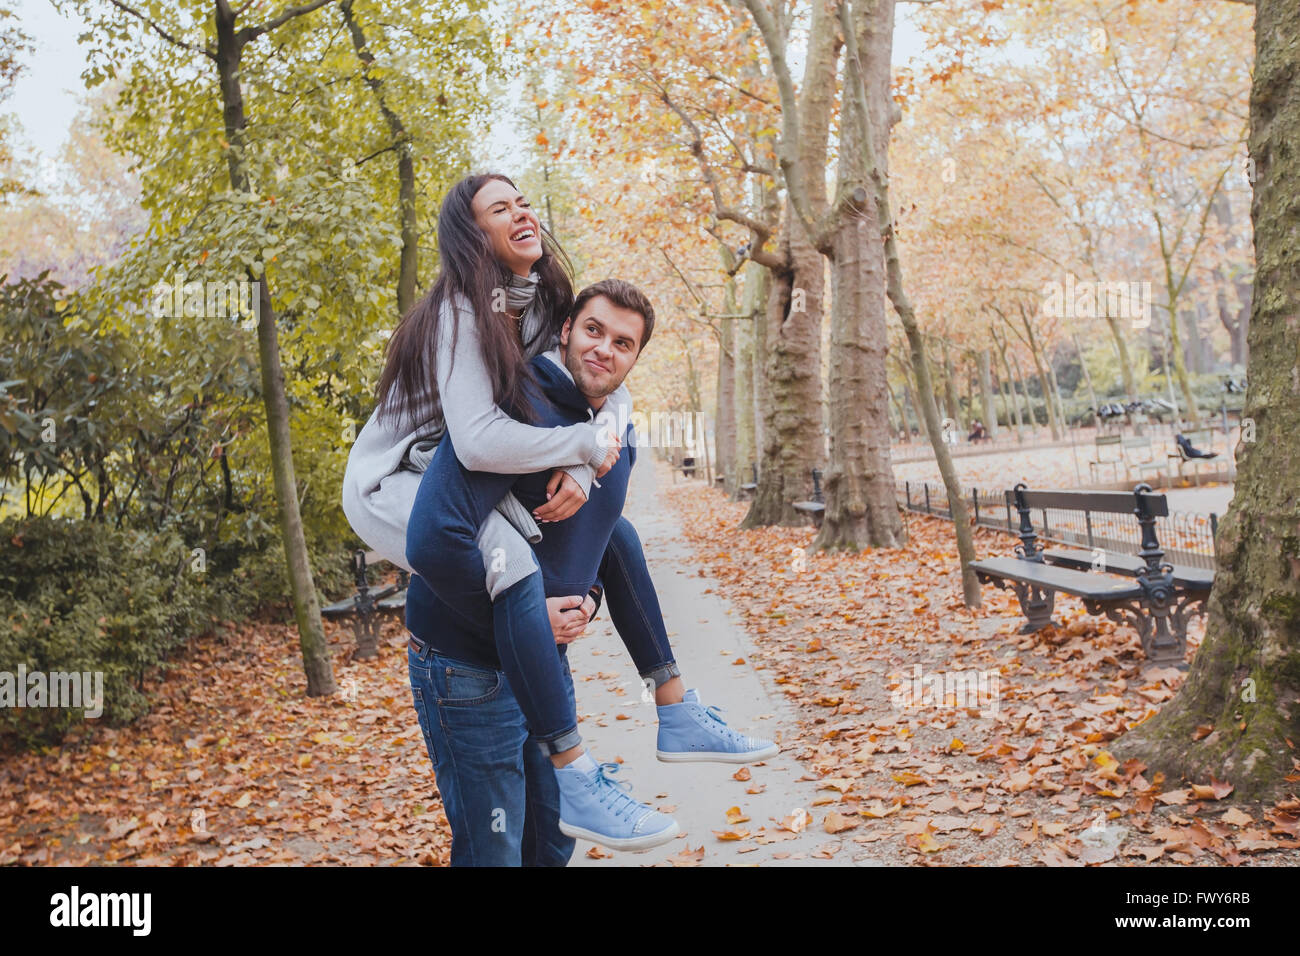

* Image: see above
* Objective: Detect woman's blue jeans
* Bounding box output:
[492,515,681,756]
[408,640,576,867]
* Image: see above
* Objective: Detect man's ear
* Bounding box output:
[559,317,572,348]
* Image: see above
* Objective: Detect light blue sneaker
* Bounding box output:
[556,759,680,852]
[656,689,780,763]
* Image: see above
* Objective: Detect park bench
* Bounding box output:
[669,451,698,482]
[321,549,409,661]
[1121,435,1168,485]
[793,468,825,528]
[969,483,1209,665]
[739,462,759,499]
[1088,434,1125,483]
[1168,426,1220,487]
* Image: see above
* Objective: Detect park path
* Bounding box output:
[566,459,872,867]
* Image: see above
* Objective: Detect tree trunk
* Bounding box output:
[1103,315,1140,399]
[1115,0,1300,799]
[1018,309,1061,440]
[1211,190,1252,369]
[1072,332,1099,426]
[1165,304,1201,424]
[837,0,979,605]
[743,223,824,527]
[741,0,837,528]
[1009,349,1032,436]
[940,339,964,431]
[886,378,907,439]
[715,261,738,491]
[734,261,766,495]
[993,332,1024,441]
[215,2,334,696]
[1048,360,1068,432]
[815,0,903,550]
[978,349,998,438]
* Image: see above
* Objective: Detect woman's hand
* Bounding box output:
[533,470,587,523]
[547,595,588,644]
[595,432,621,478]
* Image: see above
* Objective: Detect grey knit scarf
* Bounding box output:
[505,271,540,313]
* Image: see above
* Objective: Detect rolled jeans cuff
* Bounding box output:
[535,726,583,757]
[640,661,681,689]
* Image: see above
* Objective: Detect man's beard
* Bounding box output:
[565,349,623,399]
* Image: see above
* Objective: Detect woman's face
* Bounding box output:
[471,179,543,277]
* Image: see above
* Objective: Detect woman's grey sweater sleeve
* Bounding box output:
[437,301,607,473]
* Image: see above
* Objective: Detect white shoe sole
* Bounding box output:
[559,818,681,852]
[656,742,781,763]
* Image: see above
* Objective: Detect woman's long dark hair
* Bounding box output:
[375,172,575,425]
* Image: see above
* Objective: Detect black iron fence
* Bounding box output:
[896,480,1219,570]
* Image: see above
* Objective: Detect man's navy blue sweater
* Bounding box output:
[404,352,635,669]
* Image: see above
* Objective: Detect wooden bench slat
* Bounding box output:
[969,557,1143,601]
[1041,548,1213,590]
[1017,488,1168,516]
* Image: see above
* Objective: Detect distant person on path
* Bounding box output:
[967,419,987,443]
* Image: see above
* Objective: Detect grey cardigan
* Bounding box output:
[341,290,630,588]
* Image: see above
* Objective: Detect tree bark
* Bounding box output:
[1164,303,1201,424]
[1114,0,1300,799]
[815,0,903,550]
[1020,312,1060,440]
[978,349,998,438]
[837,0,979,605]
[941,338,964,432]
[740,0,837,527]
[715,267,737,491]
[1103,315,1140,401]
[214,0,335,696]
[743,222,824,527]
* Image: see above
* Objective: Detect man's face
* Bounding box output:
[559,295,644,402]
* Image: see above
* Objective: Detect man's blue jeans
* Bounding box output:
[407,638,577,867]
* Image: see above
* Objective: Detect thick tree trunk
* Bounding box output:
[816,0,903,550]
[1114,0,1300,799]
[837,0,979,605]
[743,223,824,527]
[741,0,836,528]
[215,2,335,696]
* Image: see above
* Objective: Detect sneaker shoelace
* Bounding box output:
[701,702,756,745]
[590,762,650,821]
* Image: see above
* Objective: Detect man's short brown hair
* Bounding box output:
[569,279,655,351]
